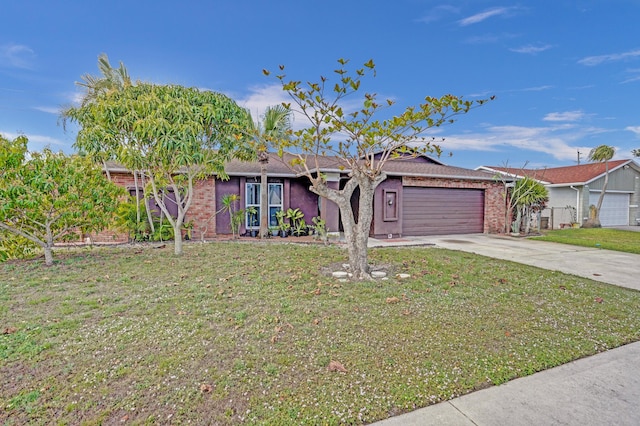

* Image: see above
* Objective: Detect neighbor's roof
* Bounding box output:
[478,159,636,185]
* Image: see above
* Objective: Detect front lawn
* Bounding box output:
[2,242,640,425]
[531,228,640,254]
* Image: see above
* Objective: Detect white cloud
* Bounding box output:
[417,5,459,23]
[433,123,609,162]
[510,44,552,55]
[0,43,36,69]
[235,84,290,122]
[626,126,640,136]
[235,83,367,132]
[543,111,585,122]
[458,7,515,26]
[621,68,640,84]
[578,48,640,66]
[0,130,64,147]
[34,106,61,115]
[520,85,553,92]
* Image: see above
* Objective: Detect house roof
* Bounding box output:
[105,152,501,182]
[478,159,636,185]
[226,153,500,181]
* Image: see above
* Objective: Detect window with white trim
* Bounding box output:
[245,182,283,229]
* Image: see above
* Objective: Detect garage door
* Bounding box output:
[402,187,484,236]
[589,192,629,226]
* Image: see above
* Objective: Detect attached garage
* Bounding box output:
[589,192,630,226]
[402,187,485,236]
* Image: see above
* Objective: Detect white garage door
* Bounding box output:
[588,192,629,226]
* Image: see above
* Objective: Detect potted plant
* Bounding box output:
[246,206,258,237]
[182,220,194,241]
[275,210,289,237]
[286,208,305,237]
[293,218,307,237]
[311,216,329,245]
[221,194,244,239]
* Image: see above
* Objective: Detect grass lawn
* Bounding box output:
[531,228,640,254]
[2,242,640,425]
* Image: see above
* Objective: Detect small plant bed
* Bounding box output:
[531,228,640,254]
[2,243,640,424]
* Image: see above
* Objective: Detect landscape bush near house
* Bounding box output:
[0,134,122,266]
[275,209,290,237]
[0,231,38,261]
[286,208,306,236]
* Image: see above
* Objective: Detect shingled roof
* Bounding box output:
[479,160,633,185]
[225,153,499,181]
[106,152,501,182]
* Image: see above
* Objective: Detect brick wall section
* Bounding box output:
[91,172,218,243]
[187,178,217,240]
[402,176,507,234]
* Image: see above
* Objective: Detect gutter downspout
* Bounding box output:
[570,185,580,225]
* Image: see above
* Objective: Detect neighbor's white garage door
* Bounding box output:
[589,192,630,226]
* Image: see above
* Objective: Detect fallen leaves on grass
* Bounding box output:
[595,297,604,303]
[2,327,18,335]
[200,384,213,393]
[328,360,347,373]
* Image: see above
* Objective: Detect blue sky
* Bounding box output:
[2,0,640,169]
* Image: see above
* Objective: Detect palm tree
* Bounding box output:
[76,53,132,105]
[510,176,548,234]
[247,105,292,239]
[62,54,151,232]
[584,145,615,228]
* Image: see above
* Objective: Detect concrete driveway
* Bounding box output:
[369,233,640,291]
[368,233,640,426]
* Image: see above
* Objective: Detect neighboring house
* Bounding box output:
[95,153,509,242]
[477,160,640,229]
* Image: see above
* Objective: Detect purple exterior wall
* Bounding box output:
[372,177,403,237]
[290,179,319,224]
[215,177,242,234]
[322,181,340,234]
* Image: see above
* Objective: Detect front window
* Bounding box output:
[245,183,283,229]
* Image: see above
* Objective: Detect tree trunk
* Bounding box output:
[44,226,54,266]
[133,170,141,224]
[173,224,183,255]
[309,172,383,280]
[103,159,111,181]
[140,172,155,234]
[584,161,609,228]
[44,245,54,266]
[259,158,269,239]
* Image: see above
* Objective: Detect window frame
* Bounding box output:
[245,182,283,229]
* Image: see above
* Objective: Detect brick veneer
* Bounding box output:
[90,172,218,243]
[402,176,507,234]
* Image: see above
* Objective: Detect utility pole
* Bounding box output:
[577,149,582,165]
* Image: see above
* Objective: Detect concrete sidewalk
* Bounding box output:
[374,341,640,426]
[368,233,640,425]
